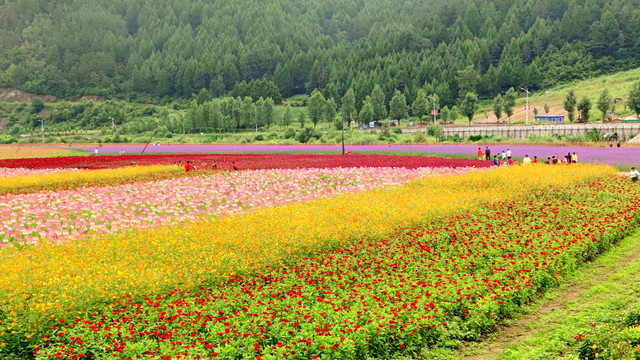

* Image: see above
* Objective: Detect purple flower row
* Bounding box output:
[65,144,639,166]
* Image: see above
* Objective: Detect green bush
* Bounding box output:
[413,131,427,143]
[282,127,296,139]
[296,127,321,143]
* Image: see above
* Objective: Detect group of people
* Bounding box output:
[174,160,239,172]
[477,147,579,167]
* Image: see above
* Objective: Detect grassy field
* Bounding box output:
[472,67,640,125]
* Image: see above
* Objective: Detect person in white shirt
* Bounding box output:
[523,155,531,165]
[506,149,511,158]
[631,167,639,183]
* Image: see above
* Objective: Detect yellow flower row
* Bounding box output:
[0,165,182,195]
[0,147,72,160]
[0,165,615,338]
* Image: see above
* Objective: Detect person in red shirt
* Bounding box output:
[232,161,238,171]
[532,156,538,164]
[185,161,195,172]
[477,148,483,160]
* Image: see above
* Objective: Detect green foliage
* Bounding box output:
[370,85,388,121]
[596,89,612,120]
[628,81,640,117]
[492,94,502,122]
[426,125,444,141]
[297,110,306,128]
[280,106,293,128]
[0,0,636,109]
[544,103,550,114]
[359,101,374,124]
[31,99,45,113]
[307,90,325,128]
[503,88,516,123]
[460,92,479,126]
[577,96,592,122]
[340,89,355,129]
[296,127,321,143]
[564,89,578,122]
[388,90,408,121]
[412,89,428,118]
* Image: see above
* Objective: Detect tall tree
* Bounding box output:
[359,101,374,124]
[340,89,356,130]
[577,97,592,123]
[493,93,503,123]
[388,90,408,121]
[370,84,388,121]
[460,92,479,126]
[263,97,275,131]
[297,110,307,128]
[280,105,292,129]
[628,82,640,117]
[308,90,326,128]
[412,89,428,119]
[597,89,612,120]
[564,90,577,122]
[324,97,337,129]
[503,87,516,124]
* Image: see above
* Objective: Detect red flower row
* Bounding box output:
[0,154,490,170]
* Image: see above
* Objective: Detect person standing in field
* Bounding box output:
[523,155,531,165]
[485,147,491,160]
[631,167,639,183]
[477,148,483,160]
[94,147,98,156]
[571,152,577,163]
[506,148,512,158]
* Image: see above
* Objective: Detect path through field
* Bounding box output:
[459,228,640,360]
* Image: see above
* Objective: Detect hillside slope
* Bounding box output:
[1,0,640,109]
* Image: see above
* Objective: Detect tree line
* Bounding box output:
[1,0,639,114]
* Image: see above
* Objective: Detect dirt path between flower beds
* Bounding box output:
[463,238,640,360]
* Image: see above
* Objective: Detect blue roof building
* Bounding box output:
[535,115,565,124]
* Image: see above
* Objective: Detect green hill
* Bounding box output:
[1,0,640,110]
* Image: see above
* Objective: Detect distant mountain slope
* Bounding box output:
[0,0,639,108]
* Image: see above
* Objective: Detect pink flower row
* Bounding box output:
[0,167,78,177]
[0,167,475,247]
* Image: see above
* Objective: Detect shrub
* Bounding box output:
[296,127,321,143]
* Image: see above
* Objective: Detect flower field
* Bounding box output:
[64,144,640,166]
[0,147,74,160]
[0,154,638,360]
[0,153,490,170]
[1,166,462,246]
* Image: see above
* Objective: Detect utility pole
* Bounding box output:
[109,116,115,136]
[429,96,437,125]
[521,88,530,125]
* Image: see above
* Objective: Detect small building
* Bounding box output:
[535,115,565,124]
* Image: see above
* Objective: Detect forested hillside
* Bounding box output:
[1,0,639,108]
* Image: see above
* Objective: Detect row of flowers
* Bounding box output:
[0,165,184,196]
[0,147,72,160]
[0,154,491,170]
[0,168,79,178]
[30,172,640,359]
[0,165,615,357]
[0,166,462,246]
